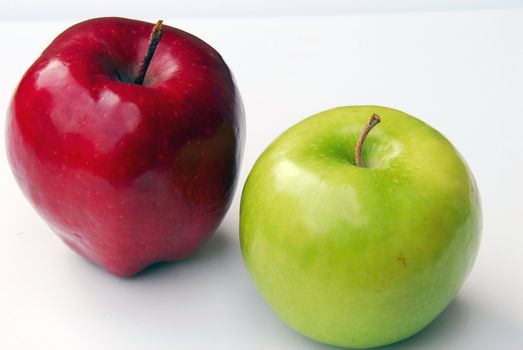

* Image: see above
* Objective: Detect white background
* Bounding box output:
[1,3,523,350]
[1,0,523,20]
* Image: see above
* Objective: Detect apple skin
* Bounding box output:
[240,106,480,348]
[6,17,244,276]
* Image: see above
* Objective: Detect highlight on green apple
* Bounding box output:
[239,105,481,348]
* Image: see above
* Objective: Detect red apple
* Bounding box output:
[6,17,245,276]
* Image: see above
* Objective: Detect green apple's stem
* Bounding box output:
[134,20,164,85]
[355,114,381,167]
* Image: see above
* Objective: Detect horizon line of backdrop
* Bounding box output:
[2,0,523,20]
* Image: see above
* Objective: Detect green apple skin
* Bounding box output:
[240,106,481,348]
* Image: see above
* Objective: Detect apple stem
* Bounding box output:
[134,20,164,85]
[355,114,381,167]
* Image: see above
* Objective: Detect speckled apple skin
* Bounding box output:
[6,17,245,276]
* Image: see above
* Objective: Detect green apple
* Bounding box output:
[240,106,481,348]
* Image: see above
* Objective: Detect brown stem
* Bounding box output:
[134,20,164,85]
[355,114,381,167]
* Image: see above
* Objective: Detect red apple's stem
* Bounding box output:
[134,20,164,85]
[355,114,381,167]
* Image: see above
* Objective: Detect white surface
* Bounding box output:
[1,9,523,350]
[1,0,523,20]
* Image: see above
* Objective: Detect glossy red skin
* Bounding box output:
[6,17,244,276]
